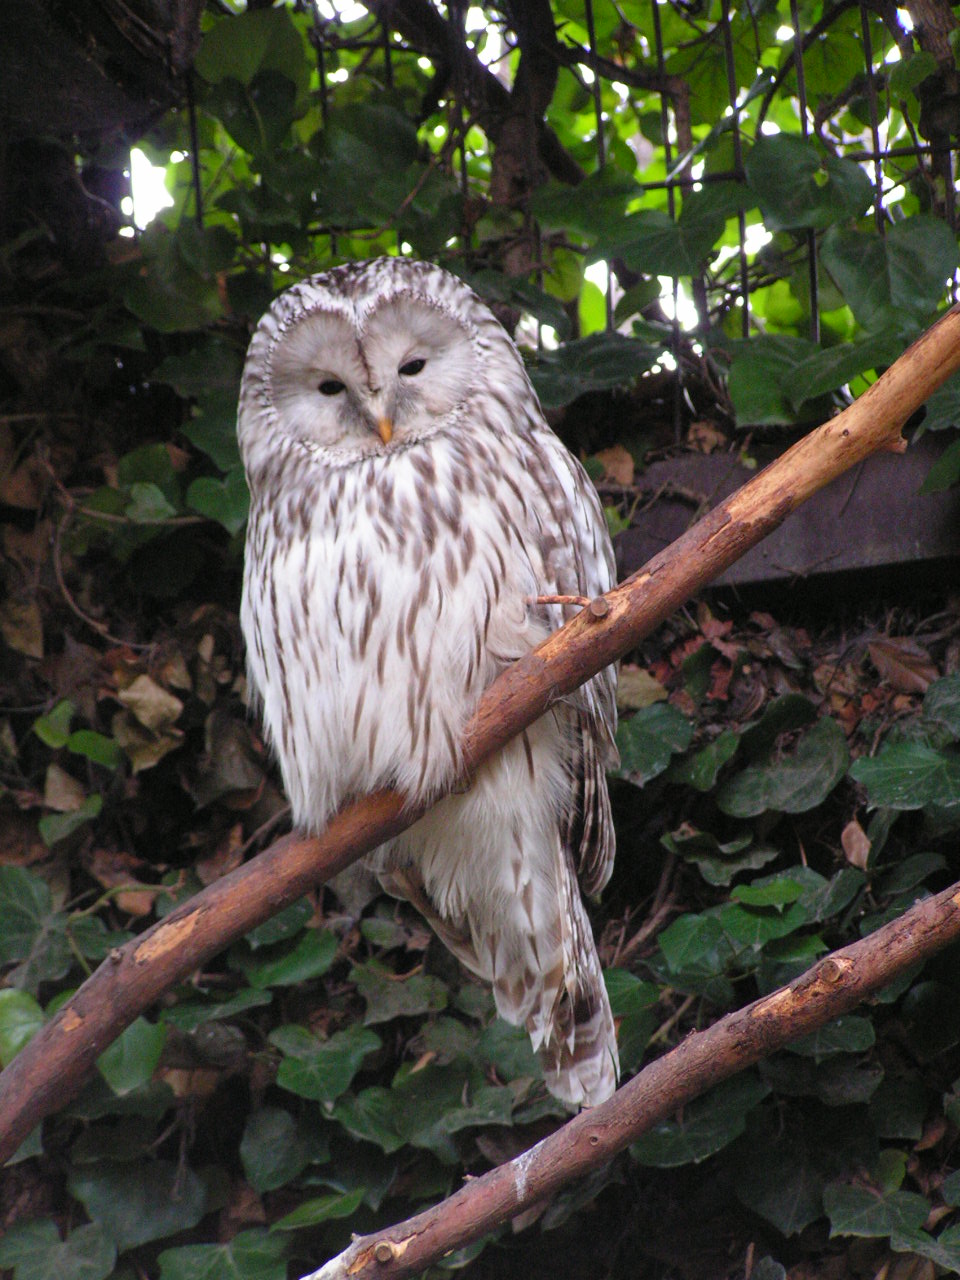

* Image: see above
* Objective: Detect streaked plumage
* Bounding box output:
[238,257,619,1106]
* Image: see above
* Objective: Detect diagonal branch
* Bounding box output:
[0,306,959,1163]
[306,879,960,1280]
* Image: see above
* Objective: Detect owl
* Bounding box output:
[238,257,620,1108]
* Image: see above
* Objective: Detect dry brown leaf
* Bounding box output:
[43,763,86,813]
[117,673,184,732]
[159,1068,223,1100]
[593,444,634,486]
[868,637,938,694]
[111,708,183,773]
[0,596,43,658]
[0,810,48,867]
[85,848,159,916]
[196,822,245,885]
[686,419,725,453]
[616,665,667,711]
[840,819,871,870]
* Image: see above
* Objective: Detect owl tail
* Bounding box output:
[378,834,619,1110]
[522,880,619,1110]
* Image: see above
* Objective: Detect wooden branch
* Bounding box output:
[0,306,959,1163]
[306,881,960,1280]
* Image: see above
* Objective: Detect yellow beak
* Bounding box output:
[377,416,393,445]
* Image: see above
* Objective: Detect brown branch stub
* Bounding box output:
[304,882,960,1280]
[1,307,960,1163]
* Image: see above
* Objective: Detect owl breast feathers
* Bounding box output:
[238,257,620,1108]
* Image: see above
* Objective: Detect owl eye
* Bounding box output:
[318,379,346,396]
[399,358,426,377]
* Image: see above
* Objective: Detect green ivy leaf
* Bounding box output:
[67,1161,223,1251]
[668,729,740,791]
[786,1016,876,1059]
[745,135,872,230]
[96,1018,166,1095]
[631,1074,768,1166]
[726,334,821,426]
[614,702,694,784]
[272,1024,381,1103]
[718,718,849,817]
[850,742,960,810]
[195,6,310,100]
[331,1086,405,1153]
[161,987,272,1033]
[823,1181,929,1238]
[67,731,123,769]
[891,1226,960,1272]
[38,795,103,848]
[33,699,75,748]
[0,866,72,992]
[719,900,810,947]
[921,436,960,494]
[918,370,960,432]
[239,1108,321,1192]
[0,988,46,1065]
[530,333,660,408]
[352,960,448,1024]
[820,216,959,329]
[662,827,779,887]
[237,928,338,989]
[186,468,250,536]
[732,1119,826,1236]
[245,898,313,949]
[923,674,960,740]
[731,876,806,908]
[272,1187,366,1231]
[0,1220,115,1280]
[158,1229,288,1280]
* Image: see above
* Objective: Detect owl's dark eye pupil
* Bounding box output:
[399,358,426,377]
[318,379,345,396]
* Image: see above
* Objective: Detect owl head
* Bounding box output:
[238,258,531,479]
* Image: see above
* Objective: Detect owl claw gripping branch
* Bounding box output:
[238,257,620,1108]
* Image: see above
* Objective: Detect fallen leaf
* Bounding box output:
[112,708,184,773]
[0,810,48,867]
[0,595,43,658]
[44,763,86,812]
[840,819,871,870]
[868,637,938,694]
[85,848,159,916]
[686,419,725,453]
[196,822,245,885]
[117,673,184,732]
[616,665,667,711]
[593,444,634,486]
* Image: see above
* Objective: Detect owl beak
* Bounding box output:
[376,416,393,445]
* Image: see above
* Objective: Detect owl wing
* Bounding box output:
[525,428,619,897]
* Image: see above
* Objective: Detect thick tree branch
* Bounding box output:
[306,880,960,1280]
[372,0,584,185]
[0,306,959,1162]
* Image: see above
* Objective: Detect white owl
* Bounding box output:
[238,257,619,1107]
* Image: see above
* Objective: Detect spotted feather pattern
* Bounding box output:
[239,258,619,1107]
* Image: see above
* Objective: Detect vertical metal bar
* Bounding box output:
[789,0,818,343]
[858,3,885,233]
[652,0,683,441]
[583,0,612,329]
[381,13,393,89]
[720,0,749,338]
[186,69,204,228]
[316,32,329,129]
[448,0,472,259]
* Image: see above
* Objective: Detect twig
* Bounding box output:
[0,306,958,1167]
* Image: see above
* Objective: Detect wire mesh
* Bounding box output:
[305,0,959,381]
